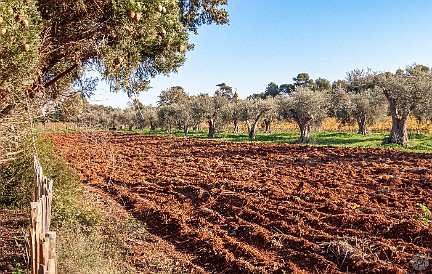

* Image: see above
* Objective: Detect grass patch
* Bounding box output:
[134,128,432,153]
[0,135,141,273]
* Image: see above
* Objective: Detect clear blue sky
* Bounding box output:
[89,0,432,108]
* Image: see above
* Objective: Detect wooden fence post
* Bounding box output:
[31,155,57,274]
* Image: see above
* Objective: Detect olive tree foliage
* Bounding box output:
[219,90,241,133]
[0,1,42,156]
[157,86,195,134]
[139,106,159,130]
[1,0,229,120]
[247,82,292,132]
[277,88,329,143]
[332,79,349,90]
[329,69,387,135]
[48,92,89,123]
[0,1,42,106]
[374,64,432,146]
[238,97,275,139]
[346,68,375,92]
[191,92,230,138]
[132,99,158,130]
[413,98,432,122]
[37,0,228,97]
[158,86,188,106]
[330,88,387,135]
[159,97,197,135]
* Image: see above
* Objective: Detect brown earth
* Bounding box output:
[49,131,432,274]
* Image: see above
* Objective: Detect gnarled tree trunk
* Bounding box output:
[295,118,311,143]
[247,120,258,139]
[183,124,189,136]
[298,123,310,143]
[208,119,216,138]
[233,119,239,132]
[382,95,409,146]
[383,116,408,146]
[264,119,271,133]
[357,118,367,135]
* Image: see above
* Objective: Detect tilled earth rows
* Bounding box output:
[50,132,432,273]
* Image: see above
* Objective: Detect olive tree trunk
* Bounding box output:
[150,122,156,131]
[264,119,271,133]
[357,118,367,135]
[383,116,408,146]
[382,95,409,146]
[295,119,311,143]
[298,124,310,143]
[183,124,189,136]
[233,119,239,133]
[208,119,216,138]
[246,120,258,139]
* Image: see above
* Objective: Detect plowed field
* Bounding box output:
[50,132,432,273]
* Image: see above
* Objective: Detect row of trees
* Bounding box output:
[51,64,432,146]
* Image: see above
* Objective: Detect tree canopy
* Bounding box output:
[375,64,432,146]
[293,73,314,89]
[1,0,229,117]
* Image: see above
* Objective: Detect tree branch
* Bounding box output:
[44,64,78,89]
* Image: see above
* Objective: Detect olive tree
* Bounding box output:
[157,104,176,133]
[375,64,432,146]
[1,0,229,162]
[220,90,242,132]
[262,97,280,133]
[172,98,197,135]
[191,92,230,138]
[277,88,328,143]
[1,0,229,119]
[140,106,159,131]
[231,90,241,132]
[328,69,387,135]
[132,99,158,130]
[238,97,275,139]
[330,87,387,135]
[157,86,195,135]
[159,86,189,106]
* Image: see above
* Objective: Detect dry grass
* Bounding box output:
[318,236,380,269]
[270,116,432,133]
[51,167,140,274]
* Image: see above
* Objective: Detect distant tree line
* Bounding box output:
[47,64,432,146]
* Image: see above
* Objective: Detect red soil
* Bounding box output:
[50,132,432,273]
